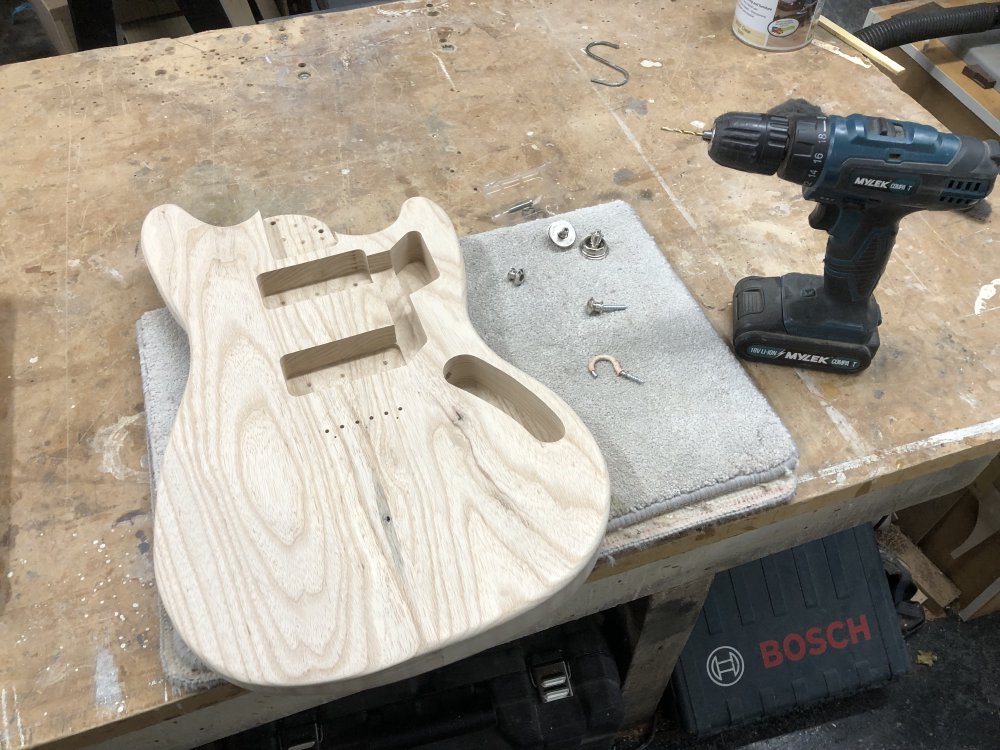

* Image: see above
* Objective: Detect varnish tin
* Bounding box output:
[733,0,825,51]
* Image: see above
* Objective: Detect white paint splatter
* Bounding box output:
[91,413,146,481]
[769,203,791,217]
[68,258,81,268]
[975,278,1000,314]
[28,357,38,365]
[0,686,27,748]
[799,414,1000,482]
[810,39,872,69]
[94,648,124,717]
[690,120,705,130]
[376,1,445,18]
[960,392,980,409]
[796,371,869,455]
[1,688,11,750]
[12,688,24,748]
[340,168,350,176]
[87,256,128,287]
[639,59,662,68]
[431,52,456,89]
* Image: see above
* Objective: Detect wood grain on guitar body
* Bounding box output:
[141,197,611,692]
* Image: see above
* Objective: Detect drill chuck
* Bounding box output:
[706,112,791,175]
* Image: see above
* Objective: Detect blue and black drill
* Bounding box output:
[687,112,1000,373]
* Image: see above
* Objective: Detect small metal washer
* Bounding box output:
[547,220,576,249]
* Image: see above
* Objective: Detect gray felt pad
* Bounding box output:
[137,200,798,686]
[462,201,797,527]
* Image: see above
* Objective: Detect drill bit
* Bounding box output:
[661,126,714,141]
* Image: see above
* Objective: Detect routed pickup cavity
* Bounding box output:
[257,249,372,307]
[282,326,403,396]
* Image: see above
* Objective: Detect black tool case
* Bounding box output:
[670,524,908,736]
[215,616,623,749]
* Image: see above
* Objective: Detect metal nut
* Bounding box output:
[506,267,526,286]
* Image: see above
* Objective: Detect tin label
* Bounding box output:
[733,0,825,51]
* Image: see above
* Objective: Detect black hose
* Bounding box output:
[855,2,1000,51]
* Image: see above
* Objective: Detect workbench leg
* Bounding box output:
[174,0,233,31]
[66,0,116,49]
[619,575,714,728]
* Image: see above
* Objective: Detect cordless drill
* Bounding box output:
[692,112,1000,373]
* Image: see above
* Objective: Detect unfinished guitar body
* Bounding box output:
[141,198,610,692]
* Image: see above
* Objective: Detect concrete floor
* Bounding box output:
[0,1,55,65]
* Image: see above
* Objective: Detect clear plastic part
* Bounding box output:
[480,165,558,225]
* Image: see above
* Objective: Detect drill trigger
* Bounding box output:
[808,202,839,232]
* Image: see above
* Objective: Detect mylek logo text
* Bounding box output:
[784,352,829,365]
[759,614,872,669]
[854,177,891,189]
[851,174,918,194]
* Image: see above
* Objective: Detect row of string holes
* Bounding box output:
[324,407,403,435]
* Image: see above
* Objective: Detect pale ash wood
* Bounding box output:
[140,198,610,691]
[814,16,904,75]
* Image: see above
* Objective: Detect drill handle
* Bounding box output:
[809,203,911,303]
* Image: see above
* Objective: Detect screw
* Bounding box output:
[548,220,576,248]
[506,267,526,286]
[618,371,643,385]
[586,297,627,315]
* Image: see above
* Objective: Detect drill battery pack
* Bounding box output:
[732,273,881,373]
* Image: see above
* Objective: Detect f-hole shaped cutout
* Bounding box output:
[443,355,565,443]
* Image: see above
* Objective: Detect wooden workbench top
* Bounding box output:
[2,1,999,746]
